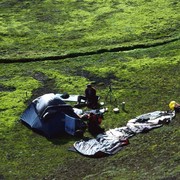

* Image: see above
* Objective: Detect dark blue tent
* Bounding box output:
[20,93,86,138]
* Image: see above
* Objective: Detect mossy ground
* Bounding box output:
[0,0,179,60]
[0,0,180,179]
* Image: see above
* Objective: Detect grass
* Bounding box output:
[0,0,179,60]
[0,0,180,179]
[1,41,180,179]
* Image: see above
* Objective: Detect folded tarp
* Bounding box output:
[73,111,175,157]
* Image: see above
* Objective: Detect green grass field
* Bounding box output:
[0,0,180,179]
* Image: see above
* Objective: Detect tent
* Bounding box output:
[20,93,86,138]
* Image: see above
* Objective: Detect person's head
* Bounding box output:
[87,84,92,88]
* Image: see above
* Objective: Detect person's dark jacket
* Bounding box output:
[85,87,96,100]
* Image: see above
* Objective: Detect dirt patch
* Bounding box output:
[0,84,16,92]
[74,68,118,87]
[33,72,49,83]
[26,72,58,104]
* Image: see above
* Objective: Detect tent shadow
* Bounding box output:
[21,120,82,146]
[47,134,83,145]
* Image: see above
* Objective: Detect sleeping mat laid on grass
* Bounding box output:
[73,111,176,158]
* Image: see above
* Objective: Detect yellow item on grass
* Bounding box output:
[169,101,176,110]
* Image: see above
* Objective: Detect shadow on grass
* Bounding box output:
[20,120,82,146]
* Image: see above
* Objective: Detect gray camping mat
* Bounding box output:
[73,111,175,157]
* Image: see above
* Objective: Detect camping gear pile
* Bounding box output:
[80,112,105,137]
[20,93,106,138]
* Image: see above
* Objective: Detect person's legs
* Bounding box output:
[77,95,87,104]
